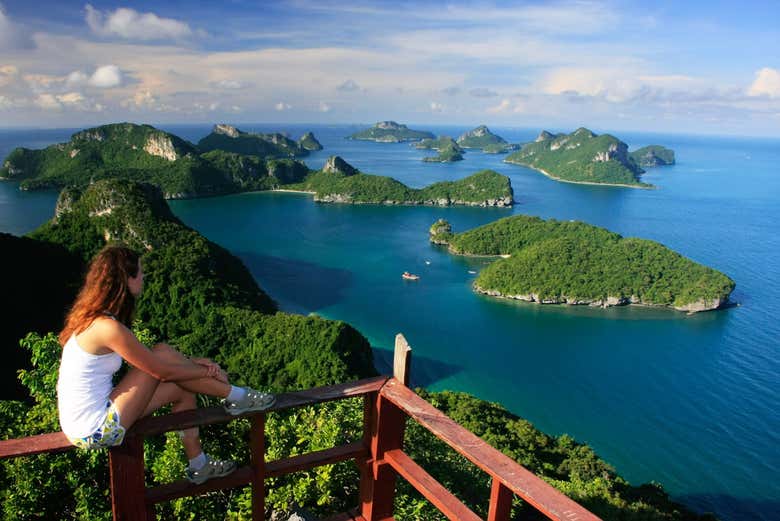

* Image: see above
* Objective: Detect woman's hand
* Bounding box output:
[191,357,229,383]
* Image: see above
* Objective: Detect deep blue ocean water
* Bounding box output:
[1,124,778,521]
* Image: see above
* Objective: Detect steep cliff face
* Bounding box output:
[322,155,359,176]
[213,124,240,138]
[144,133,180,161]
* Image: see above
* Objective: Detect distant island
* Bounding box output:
[504,128,673,188]
[348,121,434,142]
[630,145,675,167]
[287,156,513,206]
[198,124,321,157]
[0,123,311,198]
[414,136,464,162]
[430,215,734,312]
[457,125,519,153]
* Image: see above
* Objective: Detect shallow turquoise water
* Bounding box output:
[1,125,778,520]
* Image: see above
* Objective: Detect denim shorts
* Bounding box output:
[67,401,126,449]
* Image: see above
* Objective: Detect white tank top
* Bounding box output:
[57,333,123,438]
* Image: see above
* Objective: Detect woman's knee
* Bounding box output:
[152,343,186,362]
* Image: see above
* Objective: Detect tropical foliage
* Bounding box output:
[0,123,309,198]
[348,121,434,142]
[434,216,735,309]
[291,169,512,206]
[505,127,650,186]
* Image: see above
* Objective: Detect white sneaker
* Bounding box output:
[223,388,276,416]
[185,455,237,484]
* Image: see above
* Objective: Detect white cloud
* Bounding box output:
[213,80,246,89]
[88,65,122,88]
[122,90,157,109]
[33,91,102,111]
[748,68,780,98]
[275,101,291,111]
[430,101,444,112]
[486,99,512,114]
[66,70,89,87]
[85,4,193,41]
[319,101,331,112]
[0,65,19,87]
[0,4,34,50]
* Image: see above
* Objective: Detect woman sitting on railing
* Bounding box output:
[57,245,275,484]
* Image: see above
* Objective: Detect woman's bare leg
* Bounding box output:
[111,343,234,459]
[140,382,202,459]
[150,343,231,398]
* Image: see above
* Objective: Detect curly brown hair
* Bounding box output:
[59,245,140,345]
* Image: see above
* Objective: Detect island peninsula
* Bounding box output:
[288,156,513,206]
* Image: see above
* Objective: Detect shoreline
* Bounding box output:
[503,160,654,190]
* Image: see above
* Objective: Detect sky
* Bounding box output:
[0,0,778,136]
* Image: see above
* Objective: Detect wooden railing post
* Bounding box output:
[487,479,513,521]
[360,334,412,521]
[109,434,148,521]
[250,415,266,521]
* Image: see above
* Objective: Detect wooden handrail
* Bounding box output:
[0,334,601,521]
[379,378,601,521]
[0,376,388,460]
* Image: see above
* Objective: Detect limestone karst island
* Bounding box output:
[505,128,675,187]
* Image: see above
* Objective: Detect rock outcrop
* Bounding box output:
[322,156,359,176]
[144,133,179,161]
[213,124,240,138]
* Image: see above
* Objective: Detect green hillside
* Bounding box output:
[290,160,513,206]
[630,145,676,167]
[348,121,434,142]
[505,127,650,187]
[0,123,310,198]
[433,215,735,311]
[197,124,313,158]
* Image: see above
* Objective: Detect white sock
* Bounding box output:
[188,452,207,470]
[226,385,246,404]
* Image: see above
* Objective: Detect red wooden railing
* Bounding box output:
[0,334,601,521]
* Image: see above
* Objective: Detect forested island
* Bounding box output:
[288,156,512,206]
[630,145,676,167]
[457,125,519,153]
[0,123,311,198]
[0,178,716,520]
[348,121,434,142]
[414,136,464,162]
[505,128,670,187]
[197,123,321,157]
[430,216,734,312]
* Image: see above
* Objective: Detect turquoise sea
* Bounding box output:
[1,124,778,521]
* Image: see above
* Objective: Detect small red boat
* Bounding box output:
[402,271,420,280]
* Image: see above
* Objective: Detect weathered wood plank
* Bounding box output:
[146,466,254,504]
[133,376,388,437]
[380,379,602,521]
[109,435,148,521]
[0,431,73,459]
[384,449,482,521]
[488,479,513,521]
[147,443,367,504]
[266,441,366,478]
[361,393,406,521]
[250,415,266,521]
[393,334,411,386]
